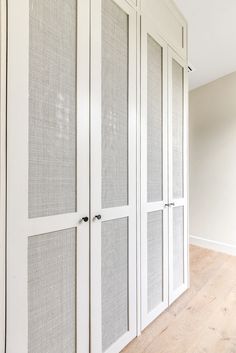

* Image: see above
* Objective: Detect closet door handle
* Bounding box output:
[169,203,175,207]
[94,214,102,221]
[80,216,89,223]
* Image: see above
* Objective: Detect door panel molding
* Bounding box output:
[168,47,188,304]
[90,0,137,352]
[140,18,169,330]
[6,1,90,352]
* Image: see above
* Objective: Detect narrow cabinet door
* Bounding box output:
[90,0,137,352]
[140,19,169,330]
[7,1,90,353]
[168,49,188,304]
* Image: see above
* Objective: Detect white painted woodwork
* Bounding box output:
[140,18,169,330]
[90,0,137,352]
[6,1,90,353]
[168,48,189,304]
[141,0,187,59]
[4,0,188,353]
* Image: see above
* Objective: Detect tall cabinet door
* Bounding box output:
[90,0,137,352]
[7,1,90,353]
[140,19,169,330]
[168,48,188,304]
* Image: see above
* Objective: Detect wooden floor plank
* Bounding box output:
[168,245,228,317]
[186,257,236,353]
[122,245,236,353]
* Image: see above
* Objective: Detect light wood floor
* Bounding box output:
[123,245,236,353]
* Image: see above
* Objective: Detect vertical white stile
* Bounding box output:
[90,0,102,351]
[77,1,91,352]
[136,11,141,337]
[7,1,29,350]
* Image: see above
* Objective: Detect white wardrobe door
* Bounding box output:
[90,0,137,352]
[141,20,169,330]
[7,1,90,353]
[168,49,188,304]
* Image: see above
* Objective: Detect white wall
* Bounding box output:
[190,71,236,254]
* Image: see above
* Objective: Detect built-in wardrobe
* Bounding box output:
[5,0,188,353]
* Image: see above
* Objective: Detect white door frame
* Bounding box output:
[140,18,169,330]
[0,1,7,351]
[6,1,90,352]
[90,0,137,352]
[168,47,189,304]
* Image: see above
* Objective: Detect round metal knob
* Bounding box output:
[81,216,89,223]
[164,203,175,207]
[94,214,102,220]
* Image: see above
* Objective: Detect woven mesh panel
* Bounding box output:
[172,59,184,199]
[29,0,77,218]
[147,211,163,312]
[147,35,163,203]
[173,207,184,290]
[102,0,129,209]
[28,229,76,353]
[102,218,128,351]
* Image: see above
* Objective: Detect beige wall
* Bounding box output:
[0,2,6,351]
[190,71,236,249]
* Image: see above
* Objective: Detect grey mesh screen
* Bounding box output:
[147,211,163,312]
[102,0,129,209]
[173,207,184,290]
[147,35,163,203]
[172,59,184,199]
[102,218,128,351]
[29,0,77,218]
[28,228,76,353]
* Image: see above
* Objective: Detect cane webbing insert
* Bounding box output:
[28,228,76,353]
[102,217,128,351]
[102,0,129,209]
[172,59,184,199]
[147,211,163,312]
[173,207,184,290]
[147,35,163,203]
[29,0,77,218]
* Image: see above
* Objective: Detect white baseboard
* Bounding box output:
[190,235,236,256]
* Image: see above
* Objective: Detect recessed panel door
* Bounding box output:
[7,1,90,352]
[90,0,137,352]
[140,19,169,330]
[168,48,188,304]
